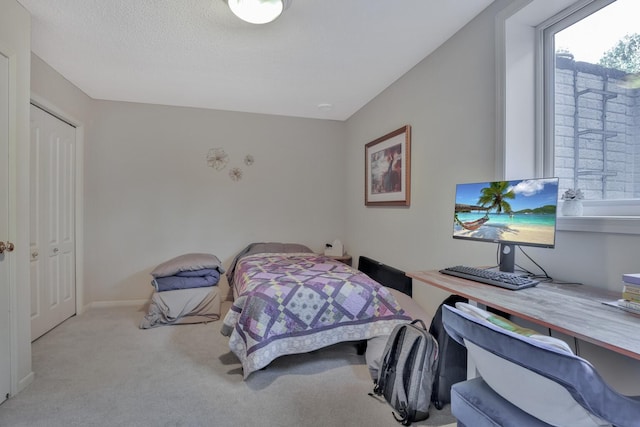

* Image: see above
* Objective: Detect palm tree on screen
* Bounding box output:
[478,181,515,214]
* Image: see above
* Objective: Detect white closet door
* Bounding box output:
[30,104,76,341]
[0,52,11,405]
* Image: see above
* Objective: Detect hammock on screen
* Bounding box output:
[455,213,489,231]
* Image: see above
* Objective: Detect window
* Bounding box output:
[496,0,640,229]
[542,0,640,215]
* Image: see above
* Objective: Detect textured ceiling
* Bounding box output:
[18,0,493,121]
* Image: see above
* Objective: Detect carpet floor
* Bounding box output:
[0,305,455,427]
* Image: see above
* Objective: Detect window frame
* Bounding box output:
[499,0,640,234]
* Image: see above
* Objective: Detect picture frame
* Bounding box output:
[365,125,411,206]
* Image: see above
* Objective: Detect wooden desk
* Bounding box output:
[407,270,640,361]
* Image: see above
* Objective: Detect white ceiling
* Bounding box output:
[18,0,493,121]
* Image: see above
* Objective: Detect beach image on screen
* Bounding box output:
[453,178,558,247]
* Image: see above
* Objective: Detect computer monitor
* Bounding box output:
[452,177,559,274]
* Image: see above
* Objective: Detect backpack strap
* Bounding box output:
[374,325,405,394]
[411,318,427,330]
[390,332,422,424]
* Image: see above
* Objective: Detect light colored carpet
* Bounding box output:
[0,305,456,427]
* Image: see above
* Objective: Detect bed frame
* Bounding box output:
[355,256,413,355]
[357,256,412,297]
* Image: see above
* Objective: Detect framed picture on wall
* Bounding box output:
[365,125,411,206]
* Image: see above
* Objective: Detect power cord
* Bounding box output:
[516,246,552,282]
[514,246,584,285]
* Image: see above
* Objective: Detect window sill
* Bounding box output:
[557,216,640,235]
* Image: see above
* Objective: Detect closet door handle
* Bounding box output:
[0,242,5,254]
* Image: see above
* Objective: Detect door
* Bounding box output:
[30,104,76,341]
[0,52,11,405]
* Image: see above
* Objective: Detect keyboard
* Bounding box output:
[439,265,539,290]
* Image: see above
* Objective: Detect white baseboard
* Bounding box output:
[86,299,148,310]
[16,371,34,395]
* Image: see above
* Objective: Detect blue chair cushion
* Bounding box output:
[451,377,554,427]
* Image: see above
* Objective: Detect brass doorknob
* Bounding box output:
[6,242,14,252]
[0,242,5,254]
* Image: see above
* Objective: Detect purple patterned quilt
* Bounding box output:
[221,253,411,378]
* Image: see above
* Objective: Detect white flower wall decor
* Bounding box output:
[229,167,243,181]
[206,148,229,171]
[207,149,254,182]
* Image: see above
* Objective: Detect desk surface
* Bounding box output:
[407,270,640,361]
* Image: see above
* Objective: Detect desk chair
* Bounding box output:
[442,304,640,427]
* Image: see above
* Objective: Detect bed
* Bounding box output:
[220,243,412,378]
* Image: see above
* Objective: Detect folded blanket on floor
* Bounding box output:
[151,268,220,292]
[139,287,221,329]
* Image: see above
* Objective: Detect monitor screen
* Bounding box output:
[452,178,559,271]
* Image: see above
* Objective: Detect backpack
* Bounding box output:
[429,294,468,409]
[371,319,439,426]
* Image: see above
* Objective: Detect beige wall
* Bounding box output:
[31,54,93,123]
[31,56,346,305]
[84,101,346,303]
[345,0,502,317]
[344,0,640,394]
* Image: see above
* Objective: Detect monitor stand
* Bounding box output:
[488,243,525,277]
[498,243,515,273]
[481,243,525,276]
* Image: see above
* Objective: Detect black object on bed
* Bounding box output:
[358,256,413,297]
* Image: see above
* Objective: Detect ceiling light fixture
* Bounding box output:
[227,0,291,25]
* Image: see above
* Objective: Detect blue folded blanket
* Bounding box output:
[152,268,220,292]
